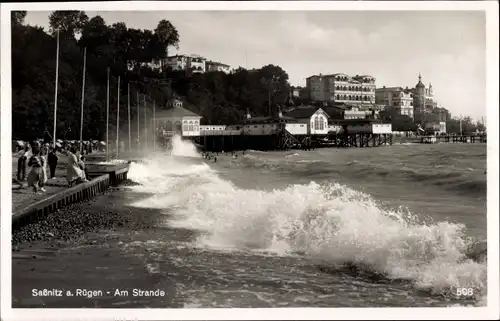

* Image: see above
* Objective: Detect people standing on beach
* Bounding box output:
[26,146,46,193]
[40,147,49,187]
[78,154,89,181]
[16,145,30,181]
[47,147,59,179]
[66,146,87,187]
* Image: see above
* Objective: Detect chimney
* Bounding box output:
[246,108,251,120]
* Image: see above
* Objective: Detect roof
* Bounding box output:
[334,119,379,125]
[356,75,375,79]
[206,61,230,67]
[155,106,201,119]
[245,115,297,123]
[285,106,321,119]
[166,54,189,59]
[416,81,425,88]
[377,86,403,91]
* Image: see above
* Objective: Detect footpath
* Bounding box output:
[12,152,131,228]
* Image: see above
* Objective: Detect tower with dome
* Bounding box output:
[412,73,438,124]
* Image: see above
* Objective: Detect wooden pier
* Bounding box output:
[419,134,487,144]
[161,118,394,152]
[12,163,130,229]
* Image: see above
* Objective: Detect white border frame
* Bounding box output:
[1,1,498,320]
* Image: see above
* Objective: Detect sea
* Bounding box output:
[12,136,488,308]
[124,136,487,307]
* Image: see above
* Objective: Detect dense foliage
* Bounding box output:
[12,10,291,141]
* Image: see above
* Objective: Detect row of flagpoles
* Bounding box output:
[51,30,157,160]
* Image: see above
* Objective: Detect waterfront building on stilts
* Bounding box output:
[154,97,393,152]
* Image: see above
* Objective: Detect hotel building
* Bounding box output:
[306,73,376,105]
[375,86,414,118]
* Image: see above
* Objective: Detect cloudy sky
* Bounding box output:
[24,10,486,120]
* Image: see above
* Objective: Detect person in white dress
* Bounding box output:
[66,146,87,187]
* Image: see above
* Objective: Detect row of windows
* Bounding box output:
[333,86,374,92]
[162,120,200,132]
[183,124,200,131]
[335,95,374,101]
[333,76,373,82]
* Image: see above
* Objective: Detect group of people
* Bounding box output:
[16,142,90,194]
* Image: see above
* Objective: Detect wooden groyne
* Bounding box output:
[12,163,130,229]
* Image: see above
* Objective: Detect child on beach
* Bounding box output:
[26,146,46,193]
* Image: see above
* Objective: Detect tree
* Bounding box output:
[48,10,89,39]
[11,11,27,26]
[154,19,180,59]
[476,121,486,132]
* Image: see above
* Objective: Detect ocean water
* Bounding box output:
[121,135,487,307]
[12,135,487,308]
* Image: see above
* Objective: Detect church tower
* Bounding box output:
[414,73,426,124]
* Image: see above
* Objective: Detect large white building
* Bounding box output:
[375,86,414,118]
[206,61,231,73]
[150,54,230,74]
[306,73,376,105]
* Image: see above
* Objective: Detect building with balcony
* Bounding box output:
[162,55,190,71]
[375,86,414,118]
[157,54,208,73]
[205,61,231,73]
[189,55,206,73]
[305,73,376,105]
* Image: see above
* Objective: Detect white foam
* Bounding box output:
[126,137,487,300]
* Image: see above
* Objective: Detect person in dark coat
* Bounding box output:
[17,146,30,181]
[47,147,59,179]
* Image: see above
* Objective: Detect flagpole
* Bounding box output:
[52,29,60,149]
[144,95,148,150]
[137,92,140,151]
[128,83,131,152]
[79,47,87,153]
[106,67,110,161]
[116,76,120,158]
[153,100,156,150]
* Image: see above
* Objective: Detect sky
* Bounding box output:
[24,10,487,120]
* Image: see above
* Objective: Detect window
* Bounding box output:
[182,121,188,132]
[336,94,340,100]
[188,121,194,131]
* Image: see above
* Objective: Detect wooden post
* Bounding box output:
[116,76,120,158]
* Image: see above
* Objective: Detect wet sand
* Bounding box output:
[11,183,187,308]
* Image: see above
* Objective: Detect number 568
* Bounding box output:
[456,288,474,296]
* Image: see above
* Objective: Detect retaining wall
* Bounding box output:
[12,165,129,229]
